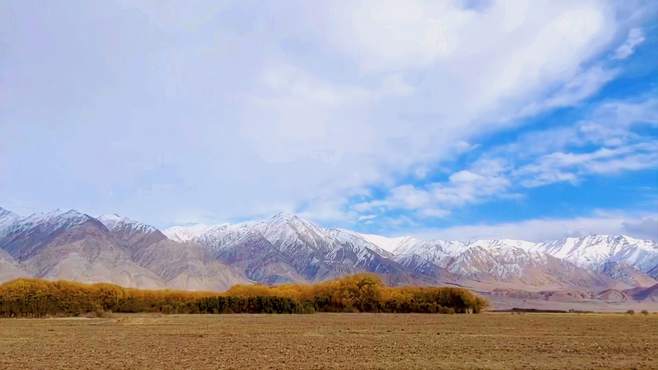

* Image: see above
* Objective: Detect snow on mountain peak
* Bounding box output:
[264,212,320,234]
[23,209,91,226]
[0,207,21,238]
[535,234,658,273]
[163,224,218,242]
[358,233,419,254]
[98,213,124,222]
[3,207,656,290]
[98,213,158,234]
[0,209,96,239]
[467,239,537,251]
[158,213,658,282]
[0,206,17,218]
[0,207,19,222]
[269,212,299,222]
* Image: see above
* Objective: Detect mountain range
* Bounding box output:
[1,206,657,308]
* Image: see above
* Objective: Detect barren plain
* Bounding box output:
[1,313,657,370]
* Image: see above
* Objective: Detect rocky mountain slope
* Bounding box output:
[0,207,20,238]
[535,235,658,279]
[363,233,658,290]
[0,248,26,282]
[0,209,247,290]
[1,206,657,306]
[0,210,165,288]
[166,213,416,285]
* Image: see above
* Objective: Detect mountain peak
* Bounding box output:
[467,239,536,251]
[98,213,124,221]
[265,212,319,232]
[23,209,91,225]
[3,207,658,295]
[98,213,133,227]
[98,213,158,234]
[270,212,302,222]
[0,206,19,220]
[357,233,419,253]
[0,206,21,237]
[0,206,15,216]
[558,234,655,249]
[163,224,215,242]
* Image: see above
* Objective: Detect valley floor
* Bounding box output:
[1,313,657,369]
[485,294,658,312]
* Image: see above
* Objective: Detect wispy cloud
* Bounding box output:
[614,28,646,60]
[517,142,658,187]
[352,96,658,220]
[414,211,658,242]
[352,158,513,219]
[0,1,654,230]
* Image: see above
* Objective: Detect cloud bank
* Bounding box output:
[1,1,656,241]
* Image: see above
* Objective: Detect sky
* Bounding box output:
[1,0,657,241]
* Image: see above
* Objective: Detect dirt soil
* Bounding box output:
[1,313,657,369]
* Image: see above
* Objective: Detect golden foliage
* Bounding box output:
[0,274,487,317]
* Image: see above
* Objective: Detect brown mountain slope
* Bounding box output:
[626,284,658,302]
[0,249,27,282]
[130,239,249,291]
[20,220,165,288]
[99,214,250,291]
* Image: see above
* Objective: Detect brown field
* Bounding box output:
[1,313,657,370]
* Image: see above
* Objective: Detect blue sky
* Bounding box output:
[1,1,657,240]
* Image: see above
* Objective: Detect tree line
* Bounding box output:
[0,274,487,317]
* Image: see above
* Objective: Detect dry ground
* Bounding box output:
[1,313,657,369]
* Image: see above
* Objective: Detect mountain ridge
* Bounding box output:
[1,206,657,306]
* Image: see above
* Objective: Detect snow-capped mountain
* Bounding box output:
[163,224,215,243]
[6,209,93,234]
[393,239,537,273]
[164,213,411,284]
[355,233,419,254]
[0,209,102,261]
[0,209,167,288]
[0,207,20,238]
[0,208,249,291]
[162,215,658,290]
[364,234,658,275]
[386,238,613,290]
[98,213,167,250]
[1,205,658,300]
[535,235,658,276]
[98,213,159,234]
[394,239,469,266]
[95,212,249,290]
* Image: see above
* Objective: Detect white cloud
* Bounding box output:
[491,97,658,158]
[417,208,451,218]
[354,158,512,217]
[517,142,658,187]
[221,1,628,224]
[357,214,377,222]
[414,212,658,242]
[324,1,467,72]
[434,160,512,207]
[613,28,645,60]
[515,65,618,118]
[509,97,658,187]
[0,1,643,227]
[590,97,658,127]
[623,216,658,240]
[355,96,658,219]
